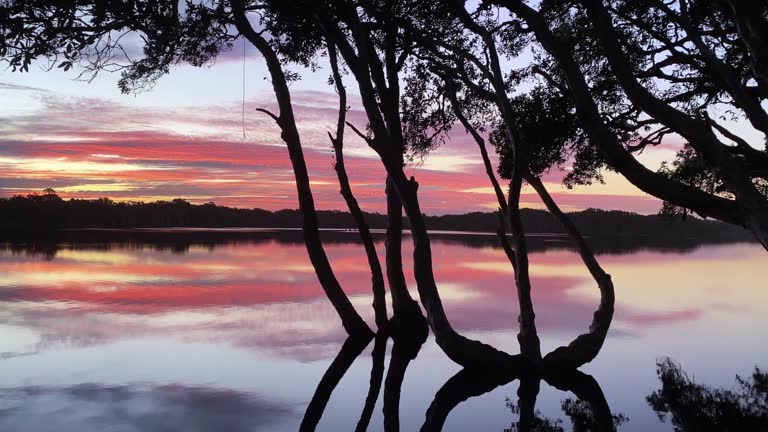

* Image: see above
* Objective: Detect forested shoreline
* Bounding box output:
[0,192,753,242]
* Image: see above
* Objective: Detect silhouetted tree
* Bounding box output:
[489,0,768,249]
[1,0,375,337]
[647,358,768,432]
[327,40,388,329]
[4,0,765,373]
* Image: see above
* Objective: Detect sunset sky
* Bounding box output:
[0,39,745,215]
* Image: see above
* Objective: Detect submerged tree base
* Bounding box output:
[387,299,429,346]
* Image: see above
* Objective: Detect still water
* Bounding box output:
[0,229,764,431]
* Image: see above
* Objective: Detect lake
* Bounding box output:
[0,229,765,431]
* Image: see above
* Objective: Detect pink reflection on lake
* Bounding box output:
[0,232,765,431]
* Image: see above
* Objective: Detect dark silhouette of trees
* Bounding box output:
[489,0,768,249]
[327,40,388,329]
[2,0,766,375]
[231,0,374,338]
[0,192,751,243]
[421,365,626,432]
[647,358,768,432]
[297,342,768,431]
[306,0,518,368]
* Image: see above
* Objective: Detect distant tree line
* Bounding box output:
[0,190,752,242]
[3,0,766,375]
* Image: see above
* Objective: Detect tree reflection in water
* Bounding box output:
[504,375,628,432]
[300,338,768,431]
[647,358,768,432]
[299,330,623,432]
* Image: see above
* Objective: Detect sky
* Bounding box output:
[0,41,702,215]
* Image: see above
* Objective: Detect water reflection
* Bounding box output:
[0,226,756,260]
[5,232,754,360]
[0,232,766,430]
[0,382,291,432]
[647,358,768,431]
[420,362,623,432]
[298,336,765,431]
[300,335,374,432]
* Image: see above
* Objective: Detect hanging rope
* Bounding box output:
[242,38,247,140]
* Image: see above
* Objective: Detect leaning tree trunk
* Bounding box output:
[449,94,541,361]
[385,173,429,340]
[315,8,518,369]
[386,167,522,369]
[333,148,388,329]
[380,33,427,336]
[328,41,388,329]
[544,370,616,432]
[232,2,371,338]
[447,95,517,266]
[452,81,615,368]
[578,0,768,250]
[526,175,615,371]
[386,176,417,315]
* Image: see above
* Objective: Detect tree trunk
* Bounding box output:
[386,175,429,339]
[328,41,388,329]
[316,8,518,368]
[386,177,415,309]
[527,176,615,370]
[515,376,541,432]
[450,93,541,360]
[507,174,542,362]
[544,370,615,432]
[578,0,768,250]
[335,155,388,329]
[232,3,372,338]
[386,168,521,369]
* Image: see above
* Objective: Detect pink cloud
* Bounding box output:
[0,90,664,214]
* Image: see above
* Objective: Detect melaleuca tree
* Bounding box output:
[327,41,388,329]
[7,0,764,374]
[1,0,377,338]
[491,0,768,249]
[406,0,618,367]
[0,1,234,91]
[489,86,590,185]
[255,0,432,336]
[300,0,522,369]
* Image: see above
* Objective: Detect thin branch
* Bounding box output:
[255,107,280,123]
[345,121,374,145]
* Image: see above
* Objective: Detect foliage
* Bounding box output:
[647,358,768,432]
[0,0,234,92]
[2,0,767,227]
[0,192,751,247]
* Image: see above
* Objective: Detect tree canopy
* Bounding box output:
[2,0,766,373]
